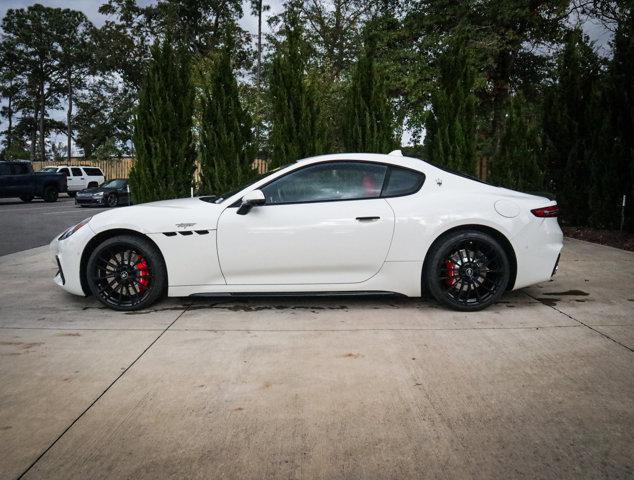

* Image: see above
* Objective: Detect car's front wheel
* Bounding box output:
[86,234,166,311]
[424,230,510,311]
[107,193,119,208]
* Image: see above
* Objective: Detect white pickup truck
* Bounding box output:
[39,165,105,197]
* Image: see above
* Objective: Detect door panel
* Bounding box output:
[217,200,395,285]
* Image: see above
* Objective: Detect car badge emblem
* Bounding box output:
[175,223,196,229]
[436,178,443,186]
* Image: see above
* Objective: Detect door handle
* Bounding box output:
[356,216,380,222]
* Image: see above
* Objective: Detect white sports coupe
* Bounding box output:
[50,152,563,312]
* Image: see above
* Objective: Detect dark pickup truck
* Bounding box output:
[0,160,68,202]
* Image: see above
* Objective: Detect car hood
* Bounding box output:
[88,197,225,234]
[80,186,116,195]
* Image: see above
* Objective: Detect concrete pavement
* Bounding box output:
[0,239,632,479]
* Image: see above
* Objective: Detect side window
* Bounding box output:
[59,168,70,176]
[261,162,388,205]
[0,163,11,175]
[14,163,30,174]
[71,167,83,176]
[382,167,425,197]
[83,168,103,176]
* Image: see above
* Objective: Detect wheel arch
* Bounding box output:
[79,228,168,295]
[422,224,517,291]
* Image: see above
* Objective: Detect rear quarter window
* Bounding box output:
[83,167,103,176]
[382,167,425,197]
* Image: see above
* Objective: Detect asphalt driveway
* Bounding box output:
[0,197,108,256]
[0,238,632,479]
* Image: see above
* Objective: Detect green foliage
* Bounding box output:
[425,32,476,174]
[490,93,543,191]
[343,42,396,153]
[129,40,196,203]
[269,9,324,168]
[74,77,135,158]
[199,49,254,195]
[543,29,604,227]
[606,1,634,230]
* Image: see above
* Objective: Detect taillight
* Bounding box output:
[531,205,559,218]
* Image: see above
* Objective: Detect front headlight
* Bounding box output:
[93,191,104,198]
[59,217,92,240]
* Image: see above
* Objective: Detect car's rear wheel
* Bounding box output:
[19,195,34,203]
[424,230,510,311]
[86,235,166,311]
[42,186,59,202]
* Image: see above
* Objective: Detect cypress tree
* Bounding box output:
[543,30,603,226]
[343,42,395,153]
[129,40,196,204]
[269,9,324,168]
[199,48,254,195]
[606,2,634,231]
[424,32,476,175]
[490,93,543,192]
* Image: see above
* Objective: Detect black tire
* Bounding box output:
[67,191,76,198]
[42,185,59,202]
[86,234,167,311]
[107,193,119,208]
[424,230,510,311]
[19,195,34,203]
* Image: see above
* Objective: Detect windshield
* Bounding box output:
[102,179,126,189]
[209,169,279,204]
[39,167,57,172]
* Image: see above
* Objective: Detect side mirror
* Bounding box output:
[237,189,265,215]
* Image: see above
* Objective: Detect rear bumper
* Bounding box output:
[511,218,563,290]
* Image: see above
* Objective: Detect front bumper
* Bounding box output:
[75,195,106,206]
[50,225,95,296]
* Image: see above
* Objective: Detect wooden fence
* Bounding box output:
[32,158,135,181]
[31,157,270,187]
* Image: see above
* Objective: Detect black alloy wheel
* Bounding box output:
[86,235,166,311]
[425,230,510,311]
[107,193,119,207]
[42,186,58,202]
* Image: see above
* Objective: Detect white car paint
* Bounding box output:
[50,153,563,302]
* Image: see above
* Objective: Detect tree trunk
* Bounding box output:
[30,101,38,162]
[39,82,46,162]
[487,49,512,181]
[6,86,12,152]
[67,70,73,162]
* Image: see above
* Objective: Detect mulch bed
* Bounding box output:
[563,226,634,252]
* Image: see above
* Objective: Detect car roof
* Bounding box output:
[296,152,438,174]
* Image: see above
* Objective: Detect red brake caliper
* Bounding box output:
[135,258,150,293]
[444,259,456,287]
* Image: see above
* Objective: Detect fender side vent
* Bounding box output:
[195,230,209,235]
[163,232,177,237]
[179,231,194,236]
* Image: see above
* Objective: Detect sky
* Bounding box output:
[0,0,615,152]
